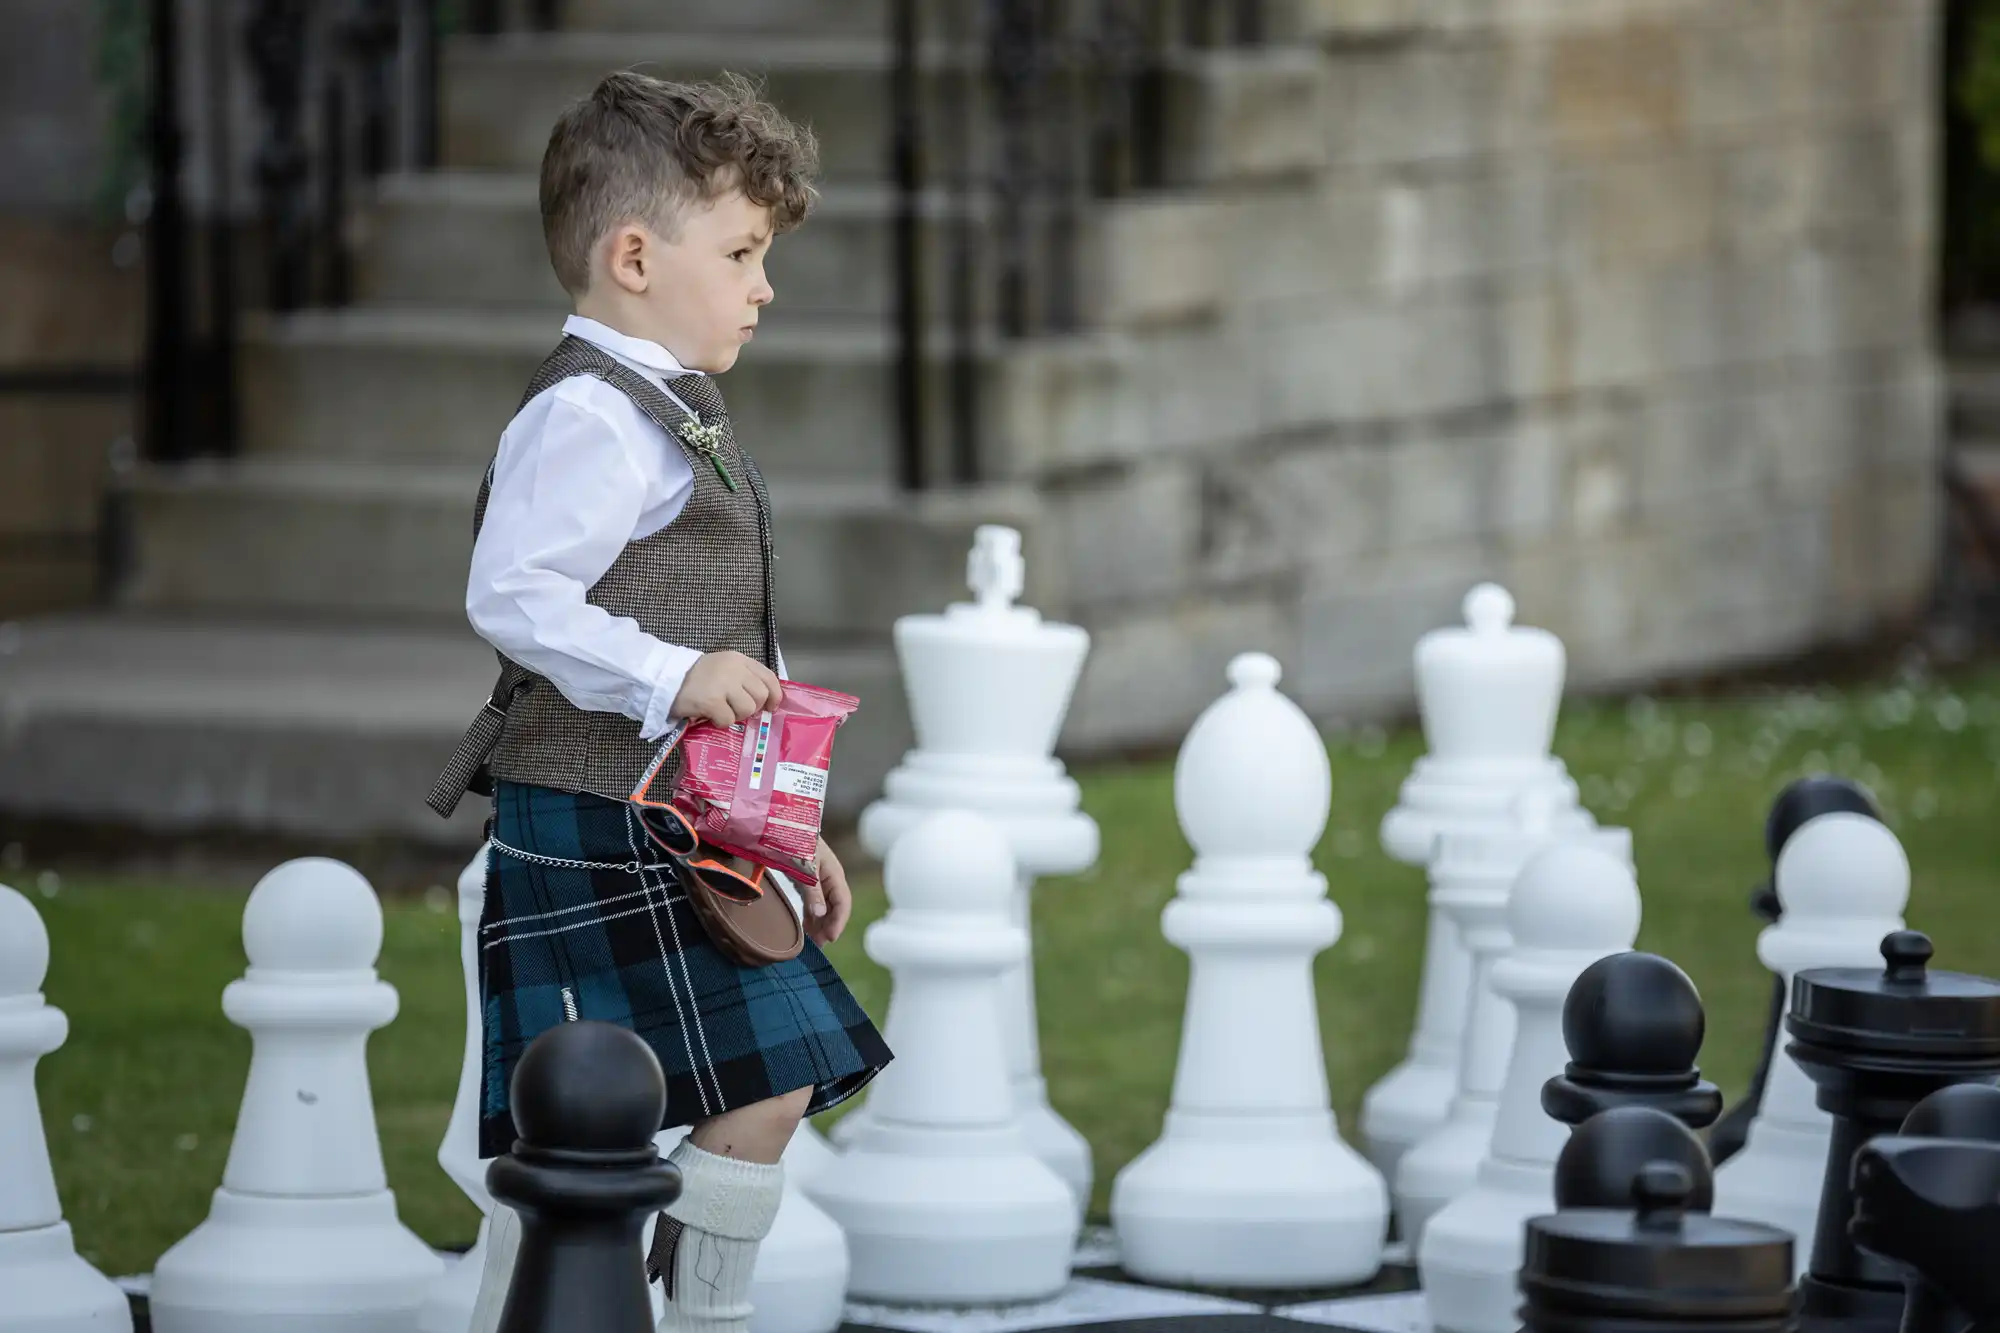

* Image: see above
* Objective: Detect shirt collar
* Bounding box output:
[562,314,693,378]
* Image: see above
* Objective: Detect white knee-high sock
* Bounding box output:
[466,1204,525,1333]
[652,1139,786,1333]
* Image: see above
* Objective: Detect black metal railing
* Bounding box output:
[143,0,1262,487]
[144,0,556,463]
[891,0,1270,491]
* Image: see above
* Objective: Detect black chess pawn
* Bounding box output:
[1710,776,1883,1166]
[1541,951,1725,1132]
[1847,1084,2000,1333]
[1554,1106,1718,1213]
[1521,1159,1794,1333]
[487,1019,682,1333]
[1786,930,2000,1333]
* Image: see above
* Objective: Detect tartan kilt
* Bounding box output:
[477,779,892,1160]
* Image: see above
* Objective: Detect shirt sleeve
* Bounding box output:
[467,382,699,741]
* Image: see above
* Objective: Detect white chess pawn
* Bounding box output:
[847,525,1098,1213]
[149,859,444,1333]
[811,810,1073,1304]
[1417,840,1642,1333]
[419,843,494,1333]
[1712,812,1910,1273]
[1111,653,1387,1288]
[0,883,133,1333]
[1395,794,1623,1244]
[1367,584,1593,1185]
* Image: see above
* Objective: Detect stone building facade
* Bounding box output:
[0,0,1945,840]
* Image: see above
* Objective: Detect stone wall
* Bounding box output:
[1002,0,1943,752]
[0,0,143,620]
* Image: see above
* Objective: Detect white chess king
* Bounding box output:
[849,524,1099,1211]
[1111,652,1388,1288]
[1365,584,1592,1184]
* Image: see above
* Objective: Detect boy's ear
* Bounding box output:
[603,223,651,294]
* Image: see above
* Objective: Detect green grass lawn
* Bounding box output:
[23,662,2000,1277]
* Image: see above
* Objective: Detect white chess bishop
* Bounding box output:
[0,883,133,1333]
[1111,653,1387,1289]
[846,524,1099,1212]
[1365,584,1593,1184]
[1394,794,1629,1244]
[149,858,444,1333]
[1712,811,1910,1274]
[1417,839,1642,1333]
[811,809,1075,1305]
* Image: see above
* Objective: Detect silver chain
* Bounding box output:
[487,834,675,877]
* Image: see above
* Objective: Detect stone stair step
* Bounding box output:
[356,173,996,322]
[111,457,1048,638]
[558,0,889,36]
[441,32,1326,187]
[236,307,1003,485]
[443,33,952,179]
[0,613,910,845]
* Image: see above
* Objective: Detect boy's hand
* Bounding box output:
[799,836,852,946]
[673,650,782,727]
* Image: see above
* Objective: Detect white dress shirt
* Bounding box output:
[466,315,784,743]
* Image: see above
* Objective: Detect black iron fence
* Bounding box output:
[891,0,1269,490]
[143,0,476,462]
[142,0,1266,484]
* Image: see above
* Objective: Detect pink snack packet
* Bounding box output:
[671,680,860,885]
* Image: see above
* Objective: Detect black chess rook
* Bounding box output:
[486,1019,682,1333]
[1541,950,1724,1132]
[1520,1159,1793,1333]
[1848,1084,2000,1333]
[1710,777,1884,1165]
[1553,1106,1718,1213]
[1785,930,2000,1333]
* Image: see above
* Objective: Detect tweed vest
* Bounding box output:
[425,335,778,818]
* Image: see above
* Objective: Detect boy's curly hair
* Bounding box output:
[539,70,819,295]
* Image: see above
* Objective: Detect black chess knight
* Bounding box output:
[486,1020,683,1333]
[1849,1084,2000,1333]
[1786,930,2000,1333]
[1710,776,1883,1165]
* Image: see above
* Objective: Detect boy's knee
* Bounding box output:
[688,1084,815,1162]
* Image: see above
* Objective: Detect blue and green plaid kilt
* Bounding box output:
[477,779,891,1159]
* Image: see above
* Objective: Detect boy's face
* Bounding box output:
[597,185,776,374]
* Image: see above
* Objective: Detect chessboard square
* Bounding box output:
[841,1275,1265,1333]
[1273,1291,1430,1333]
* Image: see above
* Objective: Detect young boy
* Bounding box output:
[425,70,892,1333]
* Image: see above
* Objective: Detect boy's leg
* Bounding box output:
[652,1084,815,1333]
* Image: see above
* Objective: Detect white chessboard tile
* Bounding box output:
[1273,1291,1429,1333]
[1380,1239,1411,1266]
[843,1276,1263,1333]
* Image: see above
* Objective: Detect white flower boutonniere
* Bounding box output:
[679,415,737,492]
